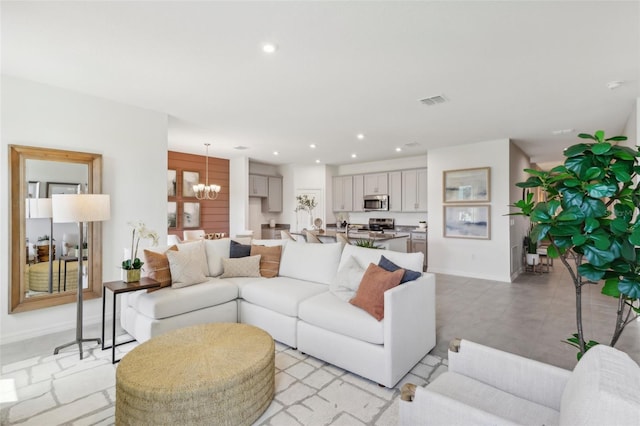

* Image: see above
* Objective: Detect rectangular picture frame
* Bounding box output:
[46,182,81,197]
[182,171,199,198]
[27,181,40,199]
[183,201,200,228]
[167,201,177,228]
[444,204,490,239]
[443,167,490,203]
[168,169,177,197]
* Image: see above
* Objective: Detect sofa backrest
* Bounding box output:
[204,238,231,277]
[338,244,424,274]
[279,241,343,285]
[559,344,640,425]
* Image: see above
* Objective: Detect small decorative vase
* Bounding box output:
[124,268,141,283]
[526,253,540,266]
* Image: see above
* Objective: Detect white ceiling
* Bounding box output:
[2,1,638,166]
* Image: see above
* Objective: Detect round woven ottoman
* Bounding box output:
[115,323,274,426]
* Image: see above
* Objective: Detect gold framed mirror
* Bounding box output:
[9,145,103,313]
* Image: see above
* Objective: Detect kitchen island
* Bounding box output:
[298,229,409,252]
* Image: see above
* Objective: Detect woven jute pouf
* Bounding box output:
[115,323,275,426]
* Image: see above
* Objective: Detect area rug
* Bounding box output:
[0,339,446,425]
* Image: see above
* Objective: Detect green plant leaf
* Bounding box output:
[585,183,618,198]
[589,229,611,250]
[584,217,600,233]
[582,244,615,267]
[578,264,606,281]
[630,227,640,245]
[602,279,621,297]
[557,206,584,222]
[572,234,587,246]
[619,278,640,299]
[612,147,637,161]
[620,239,636,261]
[584,166,604,180]
[605,135,628,142]
[546,244,559,258]
[594,130,605,142]
[523,168,546,177]
[563,179,581,187]
[580,197,608,218]
[565,156,593,177]
[610,218,629,235]
[516,177,542,188]
[591,143,612,155]
[610,163,632,182]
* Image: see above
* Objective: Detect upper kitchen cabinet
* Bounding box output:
[402,168,427,212]
[388,171,403,211]
[262,176,282,213]
[333,175,353,211]
[364,173,388,195]
[352,175,364,212]
[249,174,268,197]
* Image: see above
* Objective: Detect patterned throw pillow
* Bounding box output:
[378,255,422,284]
[220,255,262,278]
[143,245,178,293]
[250,244,282,278]
[349,263,403,321]
[166,249,208,288]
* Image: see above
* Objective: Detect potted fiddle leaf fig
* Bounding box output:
[511,130,640,359]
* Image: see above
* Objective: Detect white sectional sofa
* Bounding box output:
[120,238,436,388]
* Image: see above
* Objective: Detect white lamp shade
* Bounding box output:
[52,194,111,223]
[25,198,52,219]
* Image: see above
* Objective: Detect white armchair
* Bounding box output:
[400,339,640,425]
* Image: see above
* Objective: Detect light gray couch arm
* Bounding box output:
[448,339,571,410]
[384,273,436,387]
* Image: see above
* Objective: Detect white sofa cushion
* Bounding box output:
[329,255,367,302]
[126,278,238,320]
[240,277,327,317]
[204,238,231,277]
[560,344,640,425]
[428,372,560,425]
[251,239,288,247]
[339,244,424,274]
[299,292,384,344]
[279,242,343,285]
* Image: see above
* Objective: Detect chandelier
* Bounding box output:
[193,143,221,200]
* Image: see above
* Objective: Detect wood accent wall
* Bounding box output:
[168,151,230,238]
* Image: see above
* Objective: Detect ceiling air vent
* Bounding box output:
[233,145,249,150]
[404,142,421,148]
[419,95,447,106]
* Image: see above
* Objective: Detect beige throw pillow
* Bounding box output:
[250,244,282,278]
[220,255,262,278]
[166,249,208,288]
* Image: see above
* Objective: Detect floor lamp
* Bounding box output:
[52,194,110,360]
[26,198,54,293]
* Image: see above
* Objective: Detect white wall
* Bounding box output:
[1,76,168,343]
[229,156,249,237]
[622,98,639,147]
[509,143,532,280]
[427,139,512,282]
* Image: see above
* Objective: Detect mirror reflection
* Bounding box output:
[10,145,103,313]
[24,160,88,299]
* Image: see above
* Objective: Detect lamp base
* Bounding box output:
[54,337,102,360]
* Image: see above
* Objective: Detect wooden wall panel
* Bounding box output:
[168,151,230,238]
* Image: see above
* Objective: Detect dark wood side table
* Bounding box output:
[102,277,160,364]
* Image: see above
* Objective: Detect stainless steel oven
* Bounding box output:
[363,194,389,211]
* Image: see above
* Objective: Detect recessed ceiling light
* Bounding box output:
[351,153,357,158]
[395,147,402,152]
[309,144,316,149]
[606,80,624,90]
[315,159,321,164]
[262,43,278,54]
[273,151,279,156]
[357,134,365,140]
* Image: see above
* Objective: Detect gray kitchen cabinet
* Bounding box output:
[388,171,402,211]
[402,168,427,212]
[364,173,388,195]
[249,174,268,197]
[333,175,353,211]
[262,176,282,212]
[352,175,364,211]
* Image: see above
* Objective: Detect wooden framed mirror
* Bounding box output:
[9,145,103,313]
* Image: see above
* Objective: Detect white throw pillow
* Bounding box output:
[329,255,367,301]
[220,255,262,278]
[204,238,231,277]
[166,249,207,288]
[176,240,209,277]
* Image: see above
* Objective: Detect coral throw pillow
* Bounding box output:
[350,263,404,320]
[143,245,178,293]
[250,244,282,278]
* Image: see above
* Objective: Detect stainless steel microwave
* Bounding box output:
[363,194,389,211]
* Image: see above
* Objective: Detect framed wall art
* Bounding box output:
[182,171,199,198]
[168,170,177,197]
[443,167,490,203]
[443,205,490,239]
[183,202,200,228]
[46,182,82,197]
[167,201,177,228]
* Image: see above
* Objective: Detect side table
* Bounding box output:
[102,277,160,364]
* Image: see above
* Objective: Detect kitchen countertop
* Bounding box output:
[304,229,409,241]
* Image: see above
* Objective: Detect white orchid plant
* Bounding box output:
[122,221,159,270]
